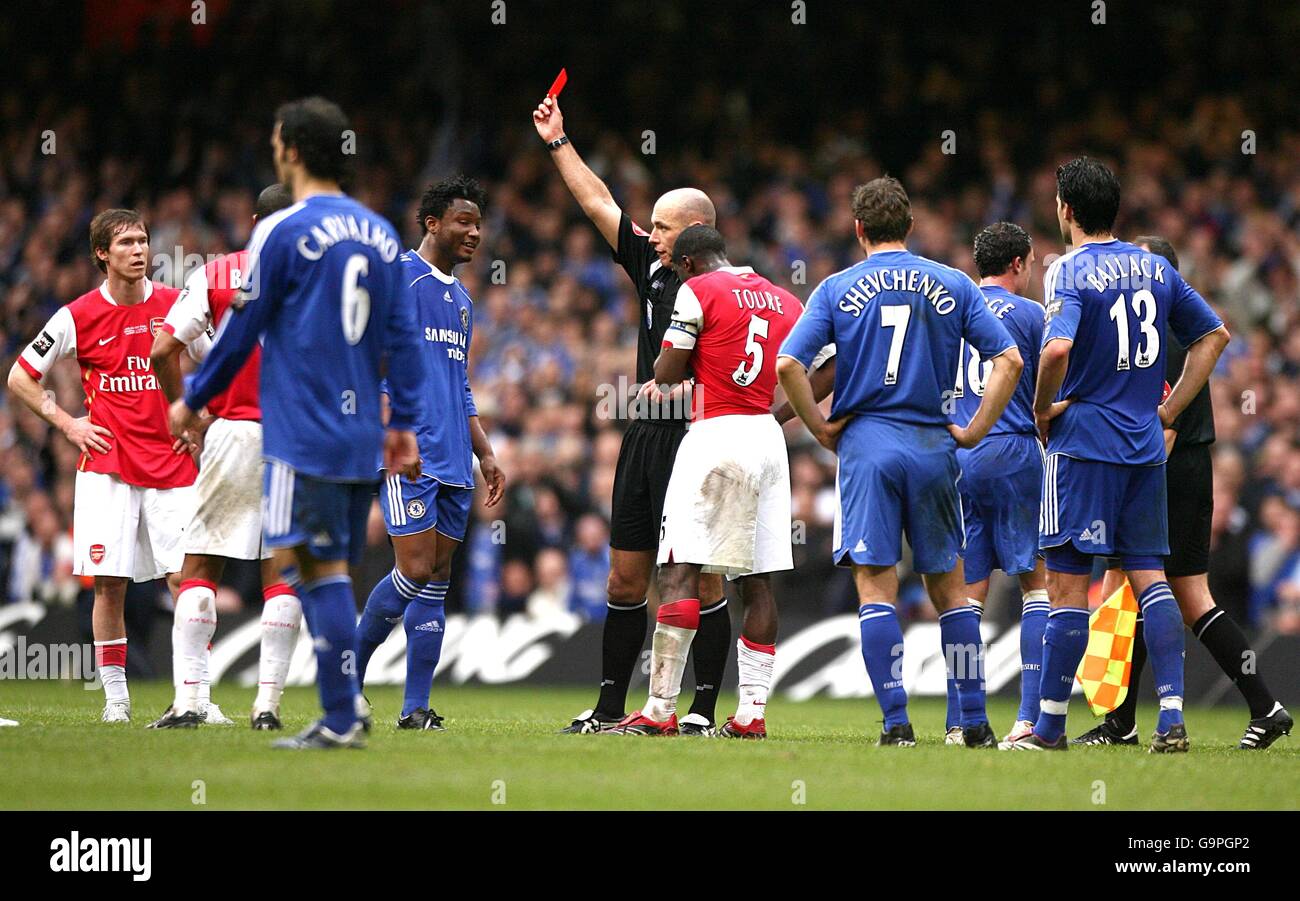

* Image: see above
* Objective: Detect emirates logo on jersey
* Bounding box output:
[89,544,106,564]
[97,355,160,394]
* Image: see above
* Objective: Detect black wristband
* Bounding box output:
[547,135,570,151]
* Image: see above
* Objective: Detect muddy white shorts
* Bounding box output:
[657,413,793,577]
[73,470,196,581]
[186,418,268,560]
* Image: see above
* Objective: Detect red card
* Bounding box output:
[548,68,568,98]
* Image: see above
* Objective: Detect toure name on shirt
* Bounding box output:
[837,268,957,317]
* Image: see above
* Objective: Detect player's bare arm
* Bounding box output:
[149,331,211,456]
[776,355,847,452]
[469,415,505,507]
[7,361,112,456]
[947,346,1023,449]
[532,95,622,249]
[773,356,836,425]
[653,346,692,387]
[1160,324,1230,428]
[384,428,422,481]
[1032,337,1074,444]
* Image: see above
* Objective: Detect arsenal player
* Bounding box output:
[613,226,809,738]
[146,184,301,731]
[7,209,198,723]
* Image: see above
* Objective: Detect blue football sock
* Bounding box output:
[1137,581,1185,733]
[300,575,361,735]
[1034,607,1090,742]
[357,568,423,687]
[1018,590,1050,723]
[940,605,987,728]
[859,603,908,729]
[402,581,448,717]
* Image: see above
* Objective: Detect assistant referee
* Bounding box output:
[1080,235,1291,750]
[532,93,730,735]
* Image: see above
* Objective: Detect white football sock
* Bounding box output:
[735,637,775,725]
[172,583,217,713]
[95,638,129,705]
[197,644,212,707]
[255,590,302,711]
[644,623,696,722]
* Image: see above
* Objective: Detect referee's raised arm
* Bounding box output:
[532,95,622,249]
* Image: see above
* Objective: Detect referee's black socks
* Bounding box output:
[595,600,648,719]
[1191,608,1277,719]
[1112,608,1278,730]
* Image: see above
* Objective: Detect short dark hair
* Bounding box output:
[973,221,1032,278]
[274,96,354,186]
[1056,156,1121,235]
[851,176,912,244]
[1134,234,1179,272]
[254,183,293,220]
[89,209,147,273]
[417,175,488,233]
[672,224,726,266]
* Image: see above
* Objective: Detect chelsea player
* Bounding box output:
[945,222,1050,749]
[354,175,506,730]
[778,177,1023,748]
[1010,157,1229,752]
[172,97,426,750]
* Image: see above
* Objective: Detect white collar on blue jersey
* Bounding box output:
[410,249,456,285]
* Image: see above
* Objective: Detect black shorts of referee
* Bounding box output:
[609,417,687,552]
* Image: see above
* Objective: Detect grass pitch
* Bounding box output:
[0,681,1295,810]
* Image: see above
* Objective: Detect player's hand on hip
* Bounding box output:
[168,399,199,440]
[816,417,850,454]
[480,455,506,507]
[1163,427,1177,458]
[1035,399,1072,445]
[946,423,980,449]
[384,428,422,480]
[1157,402,1175,429]
[63,416,112,456]
[532,95,565,142]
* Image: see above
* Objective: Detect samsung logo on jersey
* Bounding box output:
[297,215,399,263]
[838,268,955,317]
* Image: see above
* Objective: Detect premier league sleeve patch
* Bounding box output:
[31,331,55,357]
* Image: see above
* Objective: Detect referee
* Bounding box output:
[533,93,730,735]
[1079,236,1292,750]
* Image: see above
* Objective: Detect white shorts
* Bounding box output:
[186,418,268,560]
[73,470,196,581]
[657,414,793,577]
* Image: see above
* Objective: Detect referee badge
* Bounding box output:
[406,499,427,519]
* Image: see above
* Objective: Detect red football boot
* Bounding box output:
[608,710,679,736]
[719,716,766,739]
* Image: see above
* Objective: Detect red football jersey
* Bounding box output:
[161,250,261,421]
[663,266,804,421]
[19,281,198,489]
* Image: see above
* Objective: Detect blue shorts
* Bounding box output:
[379,473,473,542]
[262,460,374,564]
[835,417,963,574]
[1039,453,1168,566]
[957,433,1044,583]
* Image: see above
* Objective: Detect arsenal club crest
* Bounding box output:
[149,317,166,336]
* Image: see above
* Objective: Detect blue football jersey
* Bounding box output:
[398,250,477,487]
[1042,239,1222,465]
[186,194,426,481]
[780,249,1015,427]
[951,285,1043,437]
